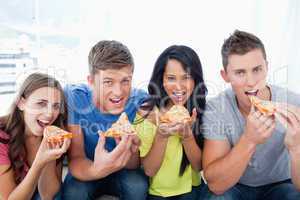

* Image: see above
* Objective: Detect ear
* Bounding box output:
[17,97,26,111]
[87,75,94,86]
[265,60,269,71]
[220,69,230,83]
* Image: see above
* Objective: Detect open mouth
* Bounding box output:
[172,91,187,102]
[109,97,123,105]
[245,89,258,96]
[37,119,51,128]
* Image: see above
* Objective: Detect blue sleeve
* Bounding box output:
[64,84,92,125]
[125,89,149,122]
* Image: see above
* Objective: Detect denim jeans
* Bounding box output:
[32,189,62,200]
[62,168,148,200]
[201,179,300,200]
[148,183,208,200]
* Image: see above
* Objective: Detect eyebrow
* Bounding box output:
[253,65,262,69]
[233,65,262,71]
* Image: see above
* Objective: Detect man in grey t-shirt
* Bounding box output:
[202,30,300,200]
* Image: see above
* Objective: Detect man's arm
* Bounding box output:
[276,104,300,190]
[203,105,276,195]
[67,125,101,180]
[203,136,256,195]
[67,125,134,181]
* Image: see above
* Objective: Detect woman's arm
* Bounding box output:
[182,132,202,171]
[0,160,44,200]
[38,161,62,200]
[141,132,169,177]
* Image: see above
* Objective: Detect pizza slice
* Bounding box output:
[103,112,136,138]
[45,125,73,143]
[159,105,191,123]
[249,95,276,116]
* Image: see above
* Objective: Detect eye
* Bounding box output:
[121,79,131,85]
[235,71,245,76]
[53,103,61,110]
[183,74,193,80]
[103,80,113,86]
[37,101,47,107]
[253,67,262,73]
[166,76,176,81]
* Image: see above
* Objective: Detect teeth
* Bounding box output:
[173,91,185,96]
[39,120,50,124]
[110,98,122,103]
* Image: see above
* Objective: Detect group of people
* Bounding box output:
[1,30,300,200]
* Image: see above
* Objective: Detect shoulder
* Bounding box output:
[0,129,9,140]
[137,106,159,125]
[272,85,300,106]
[205,88,235,114]
[130,88,149,102]
[64,83,90,97]
[64,83,92,108]
[0,130,10,164]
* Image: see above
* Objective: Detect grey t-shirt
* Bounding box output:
[202,85,300,186]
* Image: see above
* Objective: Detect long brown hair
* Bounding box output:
[0,73,67,183]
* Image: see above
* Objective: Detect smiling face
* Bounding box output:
[163,59,195,106]
[18,87,62,136]
[221,48,269,110]
[88,65,133,114]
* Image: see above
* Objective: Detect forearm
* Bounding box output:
[38,161,61,200]
[142,134,168,177]
[8,161,43,200]
[204,135,256,194]
[125,152,139,169]
[182,135,202,171]
[290,151,300,191]
[69,157,111,181]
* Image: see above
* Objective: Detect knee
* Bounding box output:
[119,169,148,199]
[202,187,239,200]
[62,175,91,199]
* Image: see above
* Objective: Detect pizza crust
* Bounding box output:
[249,95,276,116]
[45,125,73,143]
[103,112,136,138]
[159,105,191,123]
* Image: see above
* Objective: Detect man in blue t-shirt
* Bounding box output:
[201,30,300,200]
[62,40,149,200]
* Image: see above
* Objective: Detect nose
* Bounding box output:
[175,80,183,90]
[246,73,256,87]
[112,83,122,96]
[44,105,55,118]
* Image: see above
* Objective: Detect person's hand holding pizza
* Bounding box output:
[244,102,276,146]
[275,103,300,155]
[34,126,71,167]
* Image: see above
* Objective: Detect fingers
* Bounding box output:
[109,135,132,159]
[250,104,256,114]
[191,108,197,123]
[95,133,106,152]
[276,103,300,123]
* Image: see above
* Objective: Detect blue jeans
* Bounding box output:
[148,183,208,200]
[202,179,300,200]
[32,190,61,200]
[62,168,148,200]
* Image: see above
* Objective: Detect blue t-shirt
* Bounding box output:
[64,84,148,160]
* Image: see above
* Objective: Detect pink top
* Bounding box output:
[0,129,10,165]
[0,129,29,180]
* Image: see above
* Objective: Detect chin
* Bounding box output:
[107,107,125,115]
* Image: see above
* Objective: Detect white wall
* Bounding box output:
[1,0,300,115]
